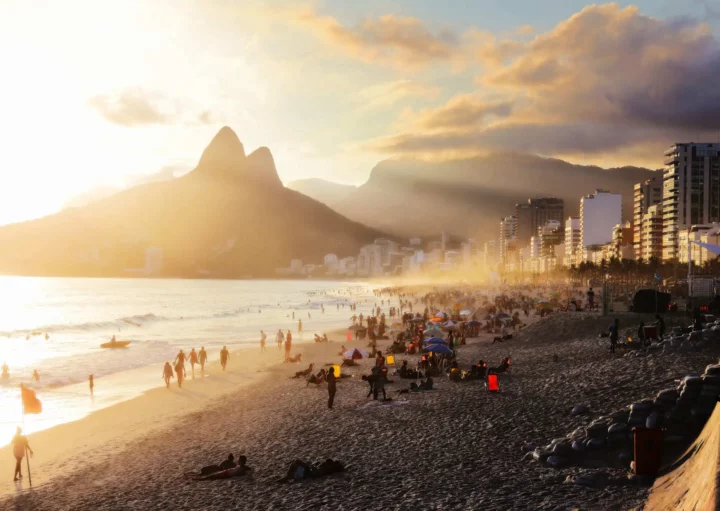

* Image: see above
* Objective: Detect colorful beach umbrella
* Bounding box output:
[424,344,453,355]
[424,337,448,345]
[343,348,369,360]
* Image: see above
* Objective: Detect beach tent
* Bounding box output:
[424,344,453,355]
[424,337,448,345]
[343,348,369,360]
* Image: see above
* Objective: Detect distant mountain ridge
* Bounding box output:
[0,127,386,278]
[286,178,356,207]
[292,153,658,239]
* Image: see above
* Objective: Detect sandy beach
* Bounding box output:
[3,312,719,510]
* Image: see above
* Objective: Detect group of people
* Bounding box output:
[163,346,225,389]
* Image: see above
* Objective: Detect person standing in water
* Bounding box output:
[162,362,173,389]
[199,347,208,375]
[32,370,39,382]
[12,427,32,481]
[189,348,199,378]
[298,319,303,333]
[284,332,292,362]
[220,346,230,371]
[1,362,8,379]
[277,329,284,350]
[260,330,267,353]
[327,367,337,410]
[89,374,94,395]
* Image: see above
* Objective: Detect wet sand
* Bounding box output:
[3,314,719,510]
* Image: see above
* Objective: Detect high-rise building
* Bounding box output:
[483,240,498,270]
[633,177,663,259]
[564,217,581,267]
[580,190,622,249]
[538,220,563,259]
[640,204,663,262]
[515,198,565,247]
[499,216,516,264]
[662,143,720,260]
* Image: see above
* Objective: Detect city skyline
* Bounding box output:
[1,1,719,227]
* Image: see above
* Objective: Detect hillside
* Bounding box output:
[297,154,658,239]
[0,127,386,278]
[286,178,356,207]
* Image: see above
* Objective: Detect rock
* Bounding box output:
[533,448,552,462]
[630,403,653,413]
[546,455,569,468]
[705,364,720,375]
[586,423,608,439]
[522,442,537,452]
[608,423,628,434]
[571,440,586,453]
[571,404,590,416]
[585,437,606,450]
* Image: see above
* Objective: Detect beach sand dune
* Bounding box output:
[3,314,718,510]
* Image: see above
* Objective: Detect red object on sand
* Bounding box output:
[346,332,352,341]
[633,427,665,475]
[487,374,499,392]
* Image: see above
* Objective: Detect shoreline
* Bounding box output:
[0,328,351,497]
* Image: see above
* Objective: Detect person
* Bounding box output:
[372,366,387,401]
[298,319,303,333]
[307,369,327,386]
[162,362,173,388]
[637,321,646,345]
[293,363,314,379]
[1,362,8,379]
[89,374,94,394]
[448,361,462,382]
[587,287,595,311]
[277,459,344,483]
[44,333,49,340]
[199,347,208,375]
[285,333,293,362]
[174,349,187,368]
[277,329,284,350]
[12,427,32,481]
[327,366,337,409]
[220,346,230,371]
[609,318,619,354]
[260,330,267,352]
[655,314,666,339]
[175,358,186,388]
[189,348,199,377]
[32,370,39,382]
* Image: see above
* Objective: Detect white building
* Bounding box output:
[564,217,581,267]
[499,216,516,264]
[145,247,163,275]
[580,190,622,248]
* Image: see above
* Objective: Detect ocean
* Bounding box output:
[0,277,378,445]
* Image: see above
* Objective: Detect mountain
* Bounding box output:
[308,153,658,240]
[286,178,356,207]
[0,127,386,278]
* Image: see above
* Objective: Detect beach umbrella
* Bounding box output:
[343,348,369,360]
[423,328,442,336]
[424,344,453,355]
[424,337,448,345]
[495,313,511,320]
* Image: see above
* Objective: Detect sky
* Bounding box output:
[0,0,719,225]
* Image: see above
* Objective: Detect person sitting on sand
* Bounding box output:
[307,369,327,386]
[162,362,174,388]
[293,363,314,379]
[493,357,511,374]
[322,334,329,343]
[398,360,419,379]
[448,361,462,382]
[277,459,345,483]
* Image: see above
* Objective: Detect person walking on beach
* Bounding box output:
[587,287,595,311]
[298,319,303,333]
[162,362,174,388]
[609,318,619,354]
[285,333,292,362]
[277,329,284,350]
[174,359,186,388]
[220,346,230,371]
[189,348,199,378]
[199,347,208,375]
[260,330,267,353]
[89,374,94,395]
[12,427,32,481]
[327,367,337,410]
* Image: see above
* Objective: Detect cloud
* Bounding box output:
[356,80,441,111]
[367,4,720,162]
[410,95,513,130]
[88,89,216,127]
[293,8,458,67]
[88,89,171,127]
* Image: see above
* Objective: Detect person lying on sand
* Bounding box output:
[198,454,236,476]
[287,353,303,363]
[277,459,345,483]
[293,363,314,379]
[190,456,251,481]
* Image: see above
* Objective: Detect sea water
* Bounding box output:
[0,277,380,444]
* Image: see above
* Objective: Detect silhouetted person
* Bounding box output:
[220,346,230,371]
[285,333,292,361]
[89,374,94,394]
[199,347,207,375]
[609,318,619,354]
[12,427,32,481]
[32,370,39,382]
[298,319,303,333]
[260,330,267,352]
[162,362,173,388]
[175,359,185,388]
[189,348,198,377]
[655,314,666,339]
[277,329,284,350]
[327,367,337,409]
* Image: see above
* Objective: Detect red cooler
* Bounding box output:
[633,427,665,475]
[487,374,499,392]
